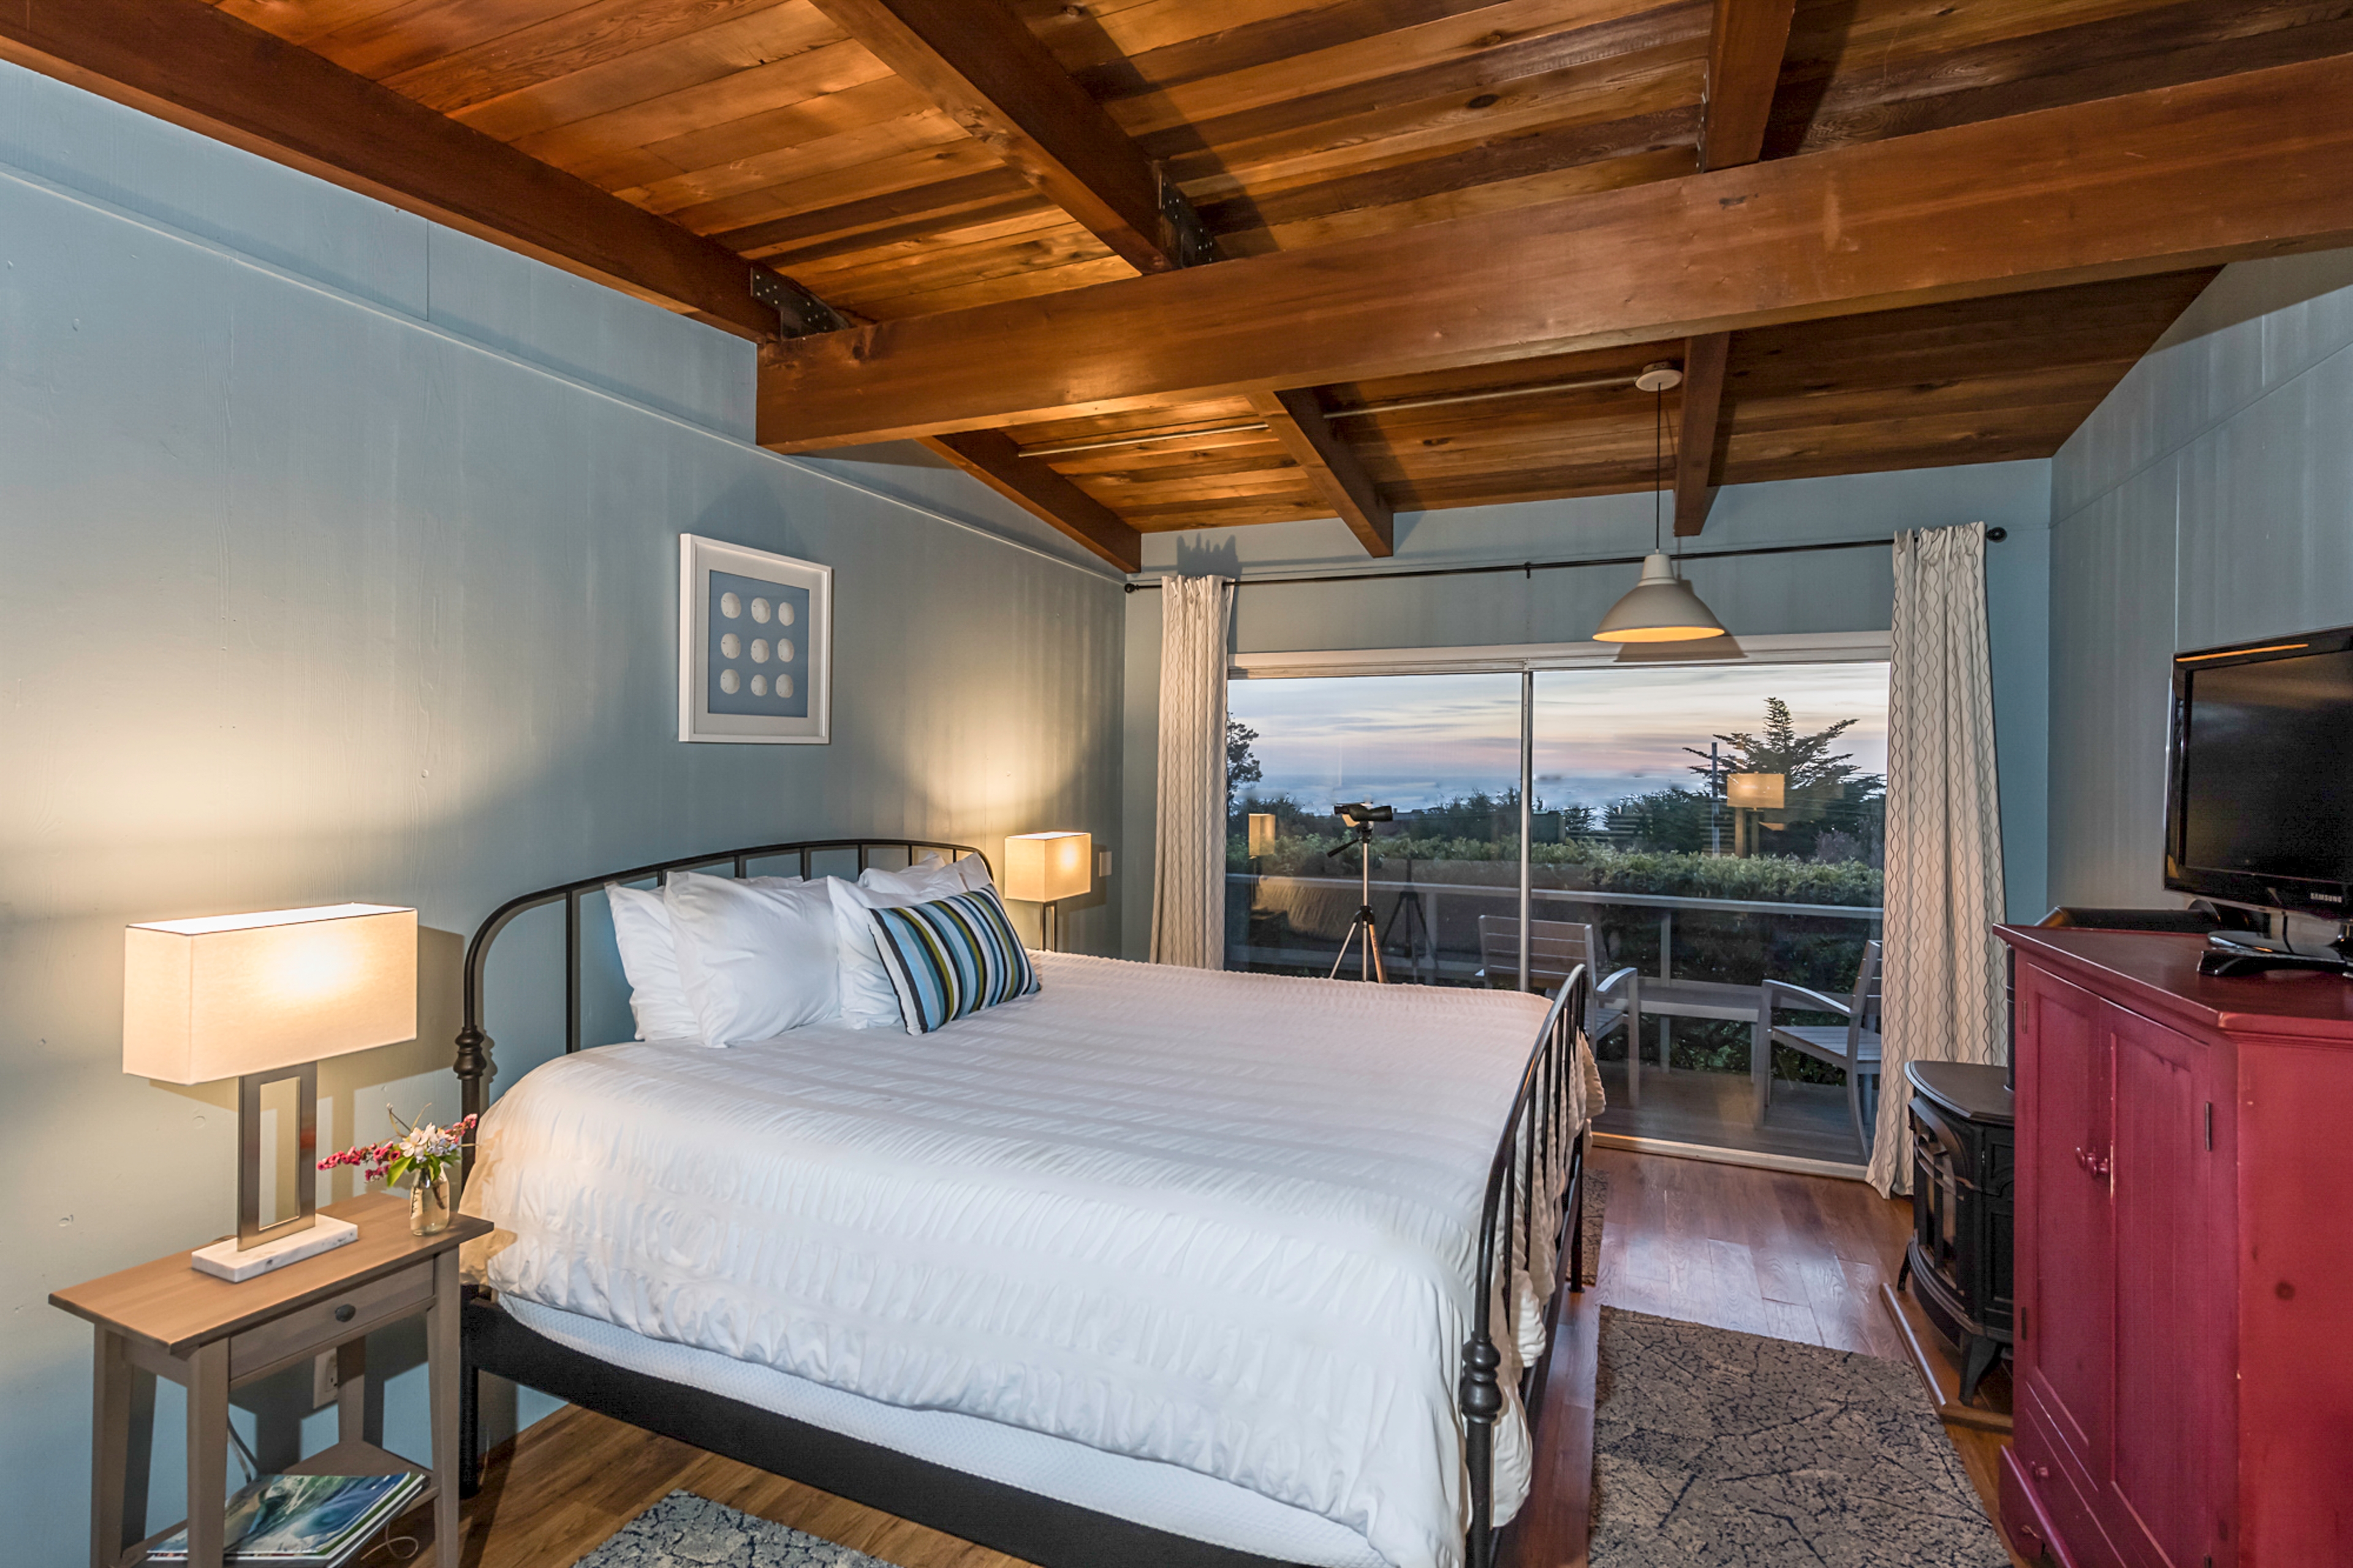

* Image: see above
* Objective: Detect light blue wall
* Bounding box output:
[0,63,1123,1564]
[1121,460,2056,955]
[2047,251,2353,907]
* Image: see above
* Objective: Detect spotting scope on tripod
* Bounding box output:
[1329,801,1392,982]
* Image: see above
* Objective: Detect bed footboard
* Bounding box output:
[1461,965,1591,1568]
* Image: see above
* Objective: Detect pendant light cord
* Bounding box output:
[1653,387,1664,551]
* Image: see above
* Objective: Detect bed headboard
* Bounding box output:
[452,836,986,1173]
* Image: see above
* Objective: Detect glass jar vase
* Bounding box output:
[409,1169,459,1236]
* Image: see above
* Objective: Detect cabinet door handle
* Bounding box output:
[2075,1146,2110,1178]
[334,1303,357,1324]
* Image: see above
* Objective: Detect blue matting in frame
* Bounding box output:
[705,569,812,718]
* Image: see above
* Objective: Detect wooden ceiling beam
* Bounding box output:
[1700,0,1800,172]
[920,431,1143,573]
[1672,332,1730,536]
[808,0,1213,274]
[1676,0,1798,532]
[0,0,842,341]
[757,55,2353,450]
[1248,390,1394,556]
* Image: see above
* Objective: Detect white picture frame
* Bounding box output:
[678,534,832,744]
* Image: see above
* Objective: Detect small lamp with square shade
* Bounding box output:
[1001,832,1091,952]
[1248,814,1276,858]
[123,903,418,1281]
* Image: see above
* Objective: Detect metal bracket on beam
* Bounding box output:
[751,268,850,338]
[1156,168,1218,270]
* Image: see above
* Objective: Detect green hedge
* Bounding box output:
[1230,833,1882,906]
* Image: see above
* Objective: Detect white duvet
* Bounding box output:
[462,952,1596,1568]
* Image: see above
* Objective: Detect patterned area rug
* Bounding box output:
[1590,1309,2009,1567]
[576,1491,904,1567]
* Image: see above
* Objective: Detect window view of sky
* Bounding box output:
[1228,663,1889,815]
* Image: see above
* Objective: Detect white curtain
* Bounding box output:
[1151,574,1232,968]
[1871,522,2008,1195]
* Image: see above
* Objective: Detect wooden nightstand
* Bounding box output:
[51,1192,493,1568]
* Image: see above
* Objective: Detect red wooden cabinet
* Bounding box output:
[1999,928,2353,1568]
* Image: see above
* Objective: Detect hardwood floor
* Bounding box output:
[404,1149,2025,1568]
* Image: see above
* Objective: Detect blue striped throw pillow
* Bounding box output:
[867,886,1039,1034]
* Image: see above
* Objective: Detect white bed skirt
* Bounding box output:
[503,1294,1389,1567]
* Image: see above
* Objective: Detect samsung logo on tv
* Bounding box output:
[2313,892,2344,904]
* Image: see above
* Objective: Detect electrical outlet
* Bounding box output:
[1096,849,1113,877]
[312,1350,339,1410]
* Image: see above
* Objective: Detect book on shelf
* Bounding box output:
[146,1472,423,1567]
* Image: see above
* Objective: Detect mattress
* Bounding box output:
[462,951,1596,1568]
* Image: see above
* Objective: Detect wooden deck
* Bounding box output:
[1594,1061,1870,1169]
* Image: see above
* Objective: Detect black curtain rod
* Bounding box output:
[1118,527,2006,593]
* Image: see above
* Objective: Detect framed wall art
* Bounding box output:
[678,534,832,744]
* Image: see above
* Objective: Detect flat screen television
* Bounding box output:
[2165,626,2353,921]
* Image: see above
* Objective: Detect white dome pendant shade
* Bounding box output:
[1593,362,1730,644]
[1592,551,1728,642]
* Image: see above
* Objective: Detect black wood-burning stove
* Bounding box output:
[1900,1059,2014,1406]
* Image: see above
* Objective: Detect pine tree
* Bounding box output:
[1693,698,1884,803]
[1226,719,1263,812]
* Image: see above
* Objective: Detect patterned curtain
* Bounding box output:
[1150,574,1232,968]
[1871,523,2008,1195]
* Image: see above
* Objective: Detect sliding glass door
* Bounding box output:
[1226,673,1525,986]
[1227,655,1887,1167]
[1531,662,1887,1165]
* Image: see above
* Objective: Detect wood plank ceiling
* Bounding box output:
[108,1,2353,562]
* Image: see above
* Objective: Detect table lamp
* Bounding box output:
[124,903,418,1281]
[1002,832,1091,952]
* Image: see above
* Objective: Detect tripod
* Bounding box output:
[1328,817,1388,983]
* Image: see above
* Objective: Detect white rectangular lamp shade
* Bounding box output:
[1726,773,1787,810]
[1002,832,1092,904]
[124,904,419,1084]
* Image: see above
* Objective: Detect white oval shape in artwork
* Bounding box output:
[751,598,771,623]
[718,668,740,695]
[778,602,797,627]
[751,675,768,697]
[776,638,795,664]
[751,639,770,664]
[719,592,741,619]
[775,673,794,699]
[719,632,741,659]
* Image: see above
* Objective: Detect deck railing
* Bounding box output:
[1227,871,1882,989]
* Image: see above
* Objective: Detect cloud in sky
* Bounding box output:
[1229,662,1888,813]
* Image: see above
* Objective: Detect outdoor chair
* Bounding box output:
[1475,915,1639,1077]
[1757,938,1885,1157]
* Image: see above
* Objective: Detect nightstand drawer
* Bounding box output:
[229,1262,433,1380]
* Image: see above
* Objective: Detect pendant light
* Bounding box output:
[1593,363,1729,644]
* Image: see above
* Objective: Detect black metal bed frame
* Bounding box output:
[450,835,1590,1568]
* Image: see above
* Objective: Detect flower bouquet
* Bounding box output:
[319,1108,477,1236]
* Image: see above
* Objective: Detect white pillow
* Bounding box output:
[952,852,994,892]
[858,857,967,901]
[830,877,932,1029]
[664,871,839,1045]
[605,884,702,1041]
